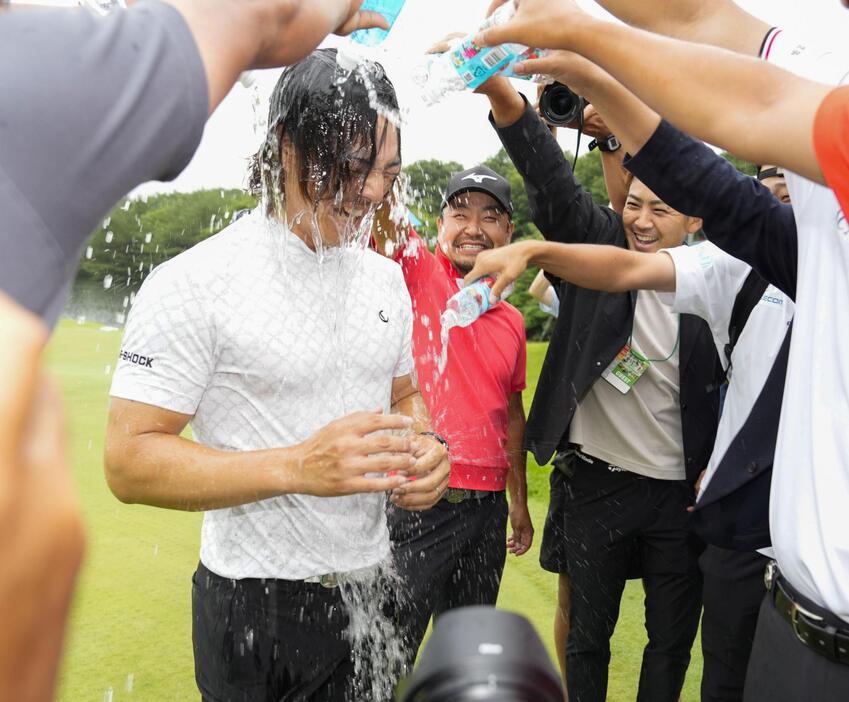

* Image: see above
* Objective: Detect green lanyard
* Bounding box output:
[628,299,681,364]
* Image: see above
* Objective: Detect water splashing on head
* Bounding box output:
[248,48,402,256]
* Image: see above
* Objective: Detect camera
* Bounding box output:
[538,82,586,127]
[397,607,563,702]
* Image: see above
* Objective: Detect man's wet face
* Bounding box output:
[622,179,701,253]
[438,191,514,273]
[285,117,401,248]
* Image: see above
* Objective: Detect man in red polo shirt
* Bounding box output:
[373,165,532,673]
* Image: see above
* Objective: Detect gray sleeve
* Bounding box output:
[0,0,208,326]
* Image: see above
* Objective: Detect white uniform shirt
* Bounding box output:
[762,35,849,622]
[661,242,794,500]
[110,211,414,580]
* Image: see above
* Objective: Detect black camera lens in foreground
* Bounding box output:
[397,606,564,702]
[539,81,585,127]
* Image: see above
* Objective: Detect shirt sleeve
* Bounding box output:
[814,86,849,222]
[0,0,208,325]
[109,261,216,415]
[760,29,849,85]
[659,242,752,368]
[391,226,437,288]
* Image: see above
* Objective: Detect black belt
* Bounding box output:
[765,562,849,666]
[442,488,498,504]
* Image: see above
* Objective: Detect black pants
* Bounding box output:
[550,453,702,702]
[387,492,508,673]
[743,585,849,701]
[192,562,356,702]
[700,547,769,702]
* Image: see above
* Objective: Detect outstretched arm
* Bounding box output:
[464,239,675,301]
[166,0,388,112]
[478,0,830,184]
[592,0,770,57]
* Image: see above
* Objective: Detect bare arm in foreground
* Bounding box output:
[0,295,85,702]
[464,238,675,301]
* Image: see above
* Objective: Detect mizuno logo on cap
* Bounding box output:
[462,173,498,184]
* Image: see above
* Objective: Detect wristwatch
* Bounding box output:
[588,134,621,153]
[419,431,450,453]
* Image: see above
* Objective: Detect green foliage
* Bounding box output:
[403,158,463,240]
[720,151,758,176]
[69,189,256,321]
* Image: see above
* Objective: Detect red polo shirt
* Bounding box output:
[814,85,849,219]
[392,228,526,491]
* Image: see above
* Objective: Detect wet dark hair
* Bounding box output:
[248,48,400,211]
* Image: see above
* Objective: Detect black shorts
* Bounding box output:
[539,451,678,578]
[192,562,355,702]
[540,467,569,573]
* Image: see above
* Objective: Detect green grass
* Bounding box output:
[48,325,701,701]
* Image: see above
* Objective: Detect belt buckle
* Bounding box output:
[445,488,466,504]
[319,573,338,589]
[764,560,777,591]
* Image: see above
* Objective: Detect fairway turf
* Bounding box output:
[49,322,701,701]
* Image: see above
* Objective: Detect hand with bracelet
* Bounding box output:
[390,431,451,511]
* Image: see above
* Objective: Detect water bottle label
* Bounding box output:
[447,42,546,89]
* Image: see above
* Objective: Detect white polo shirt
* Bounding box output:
[762,35,849,622]
[110,210,414,580]
[660,242,794,500]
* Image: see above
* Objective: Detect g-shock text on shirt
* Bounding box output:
[119,349,154,368]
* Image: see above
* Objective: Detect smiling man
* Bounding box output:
[472,77,723,702]
[372,165,532,676]
[104,49,450,702]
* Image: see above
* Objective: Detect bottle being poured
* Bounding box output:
[411,2,546,105]
[437,277,512,374]
[351,0,407,46]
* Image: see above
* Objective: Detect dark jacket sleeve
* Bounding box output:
[624,120,797,300]
[490,96,623,246]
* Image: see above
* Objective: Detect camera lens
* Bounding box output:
[398,607,563,702]
[539,82,584,127]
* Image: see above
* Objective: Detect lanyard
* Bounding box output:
[628,297,681,364]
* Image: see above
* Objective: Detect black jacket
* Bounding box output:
[625,120,798,550]
[492,101,722,486]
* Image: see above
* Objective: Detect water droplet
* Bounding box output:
[104,687,113,702]
[104,364,112,375]
[103,274,113,289]
[125,674,134,692]
[105,231,114,243]
[144,232,152,244]
[85,246,93,259]
[153,544,159,557]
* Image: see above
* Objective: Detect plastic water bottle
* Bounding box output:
[440,278,498,330]
[352,0,407,46]
[411,3,545,105]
